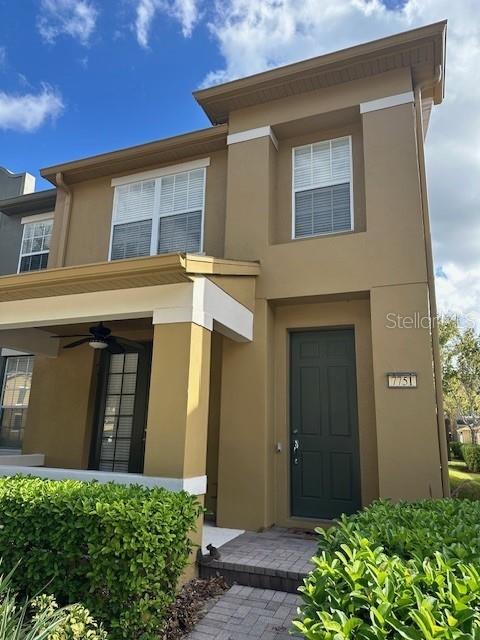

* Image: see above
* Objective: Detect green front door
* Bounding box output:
[290,329,361,519]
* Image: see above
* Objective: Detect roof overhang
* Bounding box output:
[194,21,447,125]
[0,253,260,303]
[41,125,228,185]
[0,189,57,217]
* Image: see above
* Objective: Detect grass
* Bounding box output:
[449,459,480,499]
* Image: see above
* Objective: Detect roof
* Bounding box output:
[0,189,57,217]
[0,253,260,303]
[41,125,228,185]
[38,21,447,184]
[194,21,447,124]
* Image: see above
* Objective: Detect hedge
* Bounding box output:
[0,476,202,640]
[294,500,480,639]
[449,440,463,460]
[461,443,480,472]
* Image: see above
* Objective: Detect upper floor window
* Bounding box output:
[109,166,205,261]
[292,136,353,239]
[18,217,53,273]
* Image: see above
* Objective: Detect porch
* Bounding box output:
[0,253,259,520]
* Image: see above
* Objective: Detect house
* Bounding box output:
[0,169,56,458]
[0,21,449,533]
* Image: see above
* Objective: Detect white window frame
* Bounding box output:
[17,216,54,274]
[291,135,354,240]
[108,165,207,261]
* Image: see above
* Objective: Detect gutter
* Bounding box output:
[414,73,450,497]
[55,172,72,268]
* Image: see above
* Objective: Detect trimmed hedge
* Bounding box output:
[461,443,480,472]
[0,477,201,640]
[295,500,480,639]
[317,498,480,562]
[449,440,463,460]
[294,537,480,639]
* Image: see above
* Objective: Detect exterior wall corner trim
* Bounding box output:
[360,91,414,114]
[227,126,279,150]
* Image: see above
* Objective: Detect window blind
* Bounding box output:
[110,168,204,260]
[293,136,352,238]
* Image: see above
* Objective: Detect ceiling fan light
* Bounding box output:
[89,339,108,350]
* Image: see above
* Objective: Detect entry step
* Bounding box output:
[198,526,316,593]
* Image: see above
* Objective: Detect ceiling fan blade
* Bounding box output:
[50,334,90,339]
[107,340,125,355]
[114,336,145,351]
[63,337,91,349]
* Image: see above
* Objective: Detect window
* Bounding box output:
[110,167,205,261]
[0,355,34,449]
[18,219,53,273]
[98,353,139,473]
[292,136,353,239]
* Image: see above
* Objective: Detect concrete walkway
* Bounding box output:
[187,585,302,640]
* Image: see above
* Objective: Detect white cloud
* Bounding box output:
[135,0,200,48]
[0,85,64,133]
[37,0,98,45]
[201,0,480,324]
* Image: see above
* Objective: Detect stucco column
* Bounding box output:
[370,283,444,500]
[216,298,274,530]
[143,322,212,485]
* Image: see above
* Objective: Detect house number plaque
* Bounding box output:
[387,372,417,388]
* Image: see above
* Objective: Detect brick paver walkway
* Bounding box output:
[199,527,317,592]
[187,585,302,639]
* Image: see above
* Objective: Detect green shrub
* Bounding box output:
[461,443,480,472]
[449,440,463,460]
[32,595,107,640]
[294,536,480,640]
[0,477,201,640]
[0,563,106,640]
[317,499,480,562]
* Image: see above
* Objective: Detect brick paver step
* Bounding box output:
[199,527,317,593]
[187,585,302,639]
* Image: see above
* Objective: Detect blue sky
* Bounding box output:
[0,0,479,322]
[0,0,222,188]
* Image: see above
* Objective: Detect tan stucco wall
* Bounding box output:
[23,346,96,468]
[49,150,227,268]
[144,322,211,479]
[370,283,443,500]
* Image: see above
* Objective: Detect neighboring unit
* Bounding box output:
[0,22,449,533]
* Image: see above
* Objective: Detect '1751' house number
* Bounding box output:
[387,372,417,388]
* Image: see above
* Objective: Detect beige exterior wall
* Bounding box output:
[48,150,227,268]
[23,346,96,468]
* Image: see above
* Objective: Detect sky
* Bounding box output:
[0,0,479,324]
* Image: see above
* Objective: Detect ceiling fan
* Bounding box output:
[51,322,144,354]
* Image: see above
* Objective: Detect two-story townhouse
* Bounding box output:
[0,169,56,461]
[0,21,449,534]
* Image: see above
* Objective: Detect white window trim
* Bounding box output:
[17,219,53,274]
[291,135,354,241]
[108,167,207,261]
[20,212,54,225]
[110,157,210,187]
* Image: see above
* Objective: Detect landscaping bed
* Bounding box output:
[294,499,480,639]
[0,476,202,640]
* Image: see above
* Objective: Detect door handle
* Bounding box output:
[293,438,300,465]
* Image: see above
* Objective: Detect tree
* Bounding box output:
[439,315,480,442]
